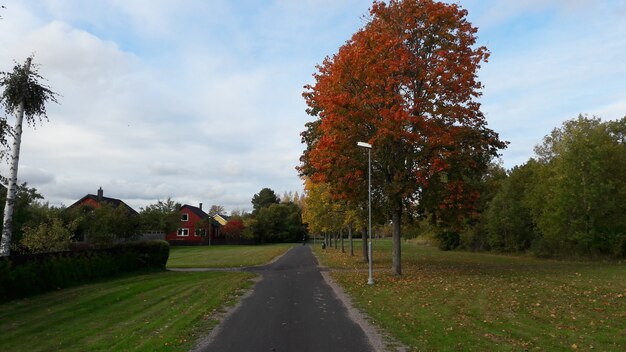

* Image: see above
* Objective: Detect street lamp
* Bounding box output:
[357,141,374,285]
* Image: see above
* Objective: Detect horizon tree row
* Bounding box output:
[467,115,626,258]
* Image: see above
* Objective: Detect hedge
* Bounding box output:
[0,240,170,301]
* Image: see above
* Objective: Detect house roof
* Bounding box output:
[182,204,209,219]
[68,193,138,215]
[212,213,231,226]
[181,204,221,226]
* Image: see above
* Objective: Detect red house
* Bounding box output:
[166,204,221,245]
[68,187,138,214]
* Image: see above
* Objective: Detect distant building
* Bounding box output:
[213,213,231,226]
[68,187,138,214]
[165,204,221,246]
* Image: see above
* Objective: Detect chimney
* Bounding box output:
[199,203,203,210]
[97,187,103,201]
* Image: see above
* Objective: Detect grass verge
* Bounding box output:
[315,239,626,351]
[0,271,254,351]
[167,243,293,268]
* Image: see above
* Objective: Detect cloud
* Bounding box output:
[149,162,186,176]
[1,3,319,212]
[467,0,626,168]
[2,0,624,212]
[18,166,55,185]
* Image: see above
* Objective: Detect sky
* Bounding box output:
[0,0,625,213]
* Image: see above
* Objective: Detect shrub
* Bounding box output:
[436,230,460,251]
[0,240,169,301]
[19,216,76,254]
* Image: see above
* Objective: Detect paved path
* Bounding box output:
[198,244,375,352]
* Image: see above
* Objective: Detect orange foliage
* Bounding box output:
[301,0,506,272]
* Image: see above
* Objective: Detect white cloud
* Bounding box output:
[1,6,315,212]
[18,165,55,185]
[149,162,186,176]
[1,0,625,211]
[468,0,626,168]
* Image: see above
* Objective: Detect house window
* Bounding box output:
[195,228,206,237]
[177,228,189,237]
[181,213,189,221]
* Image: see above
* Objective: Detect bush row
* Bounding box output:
[0,240,170,301]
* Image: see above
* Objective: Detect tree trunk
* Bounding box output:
[362,227,368,262]
[348,226,354,256]
[334,232,338,249]
[0,58,31,257]
[391,208,402,276]
[340,229,345,253]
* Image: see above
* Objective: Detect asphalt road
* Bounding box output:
[199,244,375,352]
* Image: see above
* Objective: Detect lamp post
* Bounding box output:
[357,141,374,285]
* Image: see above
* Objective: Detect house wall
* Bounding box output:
[76,198,101,209]
[166,208,208,244]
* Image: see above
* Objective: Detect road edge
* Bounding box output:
[317,264,408,352]
[190,275,262,352]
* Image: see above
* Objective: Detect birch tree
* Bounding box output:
[0,57,58,256]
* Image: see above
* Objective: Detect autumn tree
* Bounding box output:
[301,0,505,275]
[302,178,344,247]
[0,57,58,256]
[222,218,245,238]
[302,177,365,257]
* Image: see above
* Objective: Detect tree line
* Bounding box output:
[459,115,626,258]
[303,115,626,260]
[0,185,307,254]
[0,192,181,254]
[223,187,307,244]
[298,0,625,268]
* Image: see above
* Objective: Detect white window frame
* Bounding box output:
[177,228,189,237]
[181,213,189,222]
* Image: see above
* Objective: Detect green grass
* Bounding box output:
[315,239,626,351]
[166,243,294,268]
[0,271,254,352]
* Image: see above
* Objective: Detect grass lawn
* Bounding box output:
[0,271,254,352]
[166,243,294,268]
[315,239,626,351]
